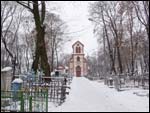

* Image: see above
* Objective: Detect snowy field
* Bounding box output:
[48,77,149,112]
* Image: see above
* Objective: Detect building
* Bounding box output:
[69,41,88,77]
[54,65,69,75]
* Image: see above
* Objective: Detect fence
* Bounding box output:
[1,75,72,112]
[41,77,71,105]
[22,76,71,104]
[105,72,149,91]
[1,89,48,112]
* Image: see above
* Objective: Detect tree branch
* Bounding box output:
[132,1,146,26]
[2,38,13,59]
[17,1,33,13]
[41,1,45,24]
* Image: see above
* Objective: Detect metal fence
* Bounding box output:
[22,76,71,104]
[106,72,149,91]
[1,89,48,112]
[86,72,149,91]
[41,77,71,105]
[1,75,72,112]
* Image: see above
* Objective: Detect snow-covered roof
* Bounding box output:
[1,67,12,72]
[12,78,23,83]
[65,66,69,69]
[51,72,55,76]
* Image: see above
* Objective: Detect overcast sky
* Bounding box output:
[47,1,98,56]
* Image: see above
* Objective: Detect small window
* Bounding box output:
[77,56,80,61]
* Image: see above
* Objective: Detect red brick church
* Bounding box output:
[69,41,88,77]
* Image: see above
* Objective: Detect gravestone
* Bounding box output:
[12,78,23,101]
[1,67,12,91]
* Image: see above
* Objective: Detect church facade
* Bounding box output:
[69,41,88,77]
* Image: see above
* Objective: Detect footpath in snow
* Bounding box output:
[48,77,149,112]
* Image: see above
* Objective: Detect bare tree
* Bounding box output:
[132,1,149,40]
[1,1,24,80]
[122,1,135,76]
[17,1,50,77]
[89,1,117,74]
[44,12,68,72]
[1,1,16,64]
[89,1,149,77]
[21,16,35,72]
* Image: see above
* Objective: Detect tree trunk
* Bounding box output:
[55,44,59,69]
[32,26,50,76]
[117,46,123,74]
[31,1,50,77]
[101,10,116,74]
[51,48,54,72]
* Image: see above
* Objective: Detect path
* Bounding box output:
[48,77,149,112]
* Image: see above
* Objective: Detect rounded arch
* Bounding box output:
[76,66,81,77]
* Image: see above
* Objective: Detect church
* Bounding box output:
[69,41,88,77]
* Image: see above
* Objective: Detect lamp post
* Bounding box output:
[88,18,107,83]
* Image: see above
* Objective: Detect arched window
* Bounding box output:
[76,47,78,53]
[76,45,81,53]
[77,56,80,61]
[78,47,81,53]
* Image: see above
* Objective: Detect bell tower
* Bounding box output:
[69,41,88,77]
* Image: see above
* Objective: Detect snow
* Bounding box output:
[12,78,23,83]
[1,67,12,72]
[51,72,55,76]
[48,77,149,112]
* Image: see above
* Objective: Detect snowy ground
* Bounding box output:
[48,77,149,112]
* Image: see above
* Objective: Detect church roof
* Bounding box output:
[72,41,84,48]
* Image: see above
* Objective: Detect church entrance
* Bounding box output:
[76,66,81,77]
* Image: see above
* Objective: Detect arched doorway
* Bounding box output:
[76,66,81,77]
